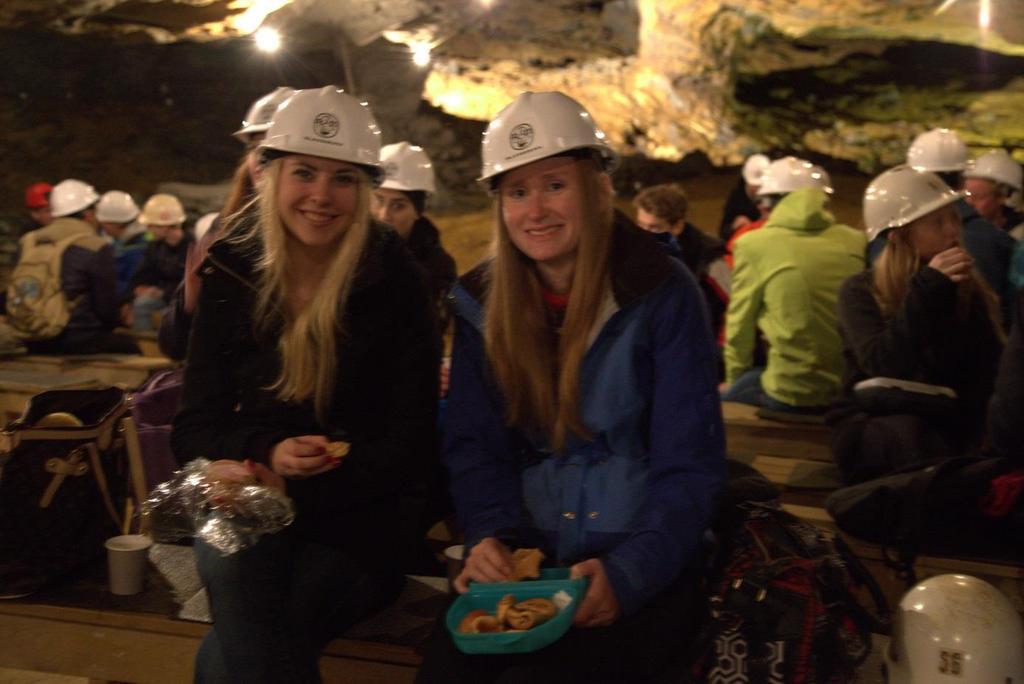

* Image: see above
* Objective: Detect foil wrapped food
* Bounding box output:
[143,458,295,555]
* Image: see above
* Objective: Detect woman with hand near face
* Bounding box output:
[830,165,1004,484]
[415,92,725,683]
[170,87,440,683]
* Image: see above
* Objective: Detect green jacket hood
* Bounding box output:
[765,188,834,233]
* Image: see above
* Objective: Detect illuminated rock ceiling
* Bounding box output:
[3,0,1023,174]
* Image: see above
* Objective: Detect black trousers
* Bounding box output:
[414,569,705,684]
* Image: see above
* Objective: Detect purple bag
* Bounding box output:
[128,368,183,494]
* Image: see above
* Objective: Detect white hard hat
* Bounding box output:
[50,179,100,218]
[757,156,833,196]
[139,193,186,226]
[260,85,383,184]
[863,165,963,241]
[479,91,618,185]
[884,574,1024,684]
[95,191,140,224]
[907,128,968,173]
[963,149,1023,191]
[380,142,436,193]
[233,87,295,143]
[742,153,771,185]
[194,212,218,242]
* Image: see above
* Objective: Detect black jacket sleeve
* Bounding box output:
[170,272,291,465]
[157,283,192,361]
[838,267,957,378]
[989,290,1024,461]
[88,244,121,329]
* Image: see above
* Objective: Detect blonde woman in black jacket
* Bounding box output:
[170,87,440,684]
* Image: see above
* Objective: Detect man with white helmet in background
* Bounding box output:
[724,156,832,265]
[95,190,147,300]
[884,574,1023,683]
[868,128,1015,323]
[963,148,1024,238]
[723,156,865,414]
[129,193,192,332]
[6,179,138,354]
[372,141,455,321]
[718,153,770,241]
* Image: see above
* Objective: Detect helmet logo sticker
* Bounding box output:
[384,161,399,179]
[313,113,340,139]
[509,124,534,151]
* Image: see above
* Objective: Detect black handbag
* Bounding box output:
[0,387,128,598]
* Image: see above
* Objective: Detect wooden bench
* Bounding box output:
[782,503,1024,615]
[722,401,832,463]
[0,354,177,391]
[0,370,102,422]
[0,601,420,684]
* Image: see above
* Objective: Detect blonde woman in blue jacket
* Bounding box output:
[415,92,725,683]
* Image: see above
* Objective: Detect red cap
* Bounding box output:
[25,182,53,209]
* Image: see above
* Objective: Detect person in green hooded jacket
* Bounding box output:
[723,184,866,413]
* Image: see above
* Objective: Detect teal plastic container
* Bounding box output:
[446,568,587,654]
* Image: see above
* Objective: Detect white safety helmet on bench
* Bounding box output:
[884,574,1024,684]
[259,85,383,185]
[380,142,436,193]
[479,91,618,187]
[863,165,963,241]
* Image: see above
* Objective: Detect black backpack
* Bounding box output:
[691,497,888,684]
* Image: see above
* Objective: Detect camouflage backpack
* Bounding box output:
[6,230,88,341]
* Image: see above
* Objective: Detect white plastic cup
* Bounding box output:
[105,534,152,595]
[444,544,464,591]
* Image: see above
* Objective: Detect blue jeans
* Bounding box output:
[721,368,827,414]
[132,293,167,332]
[194,531,400,684]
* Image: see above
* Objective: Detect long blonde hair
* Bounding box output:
[873,225,1003,339]
[484,157,614,451]
[232,158,373,423]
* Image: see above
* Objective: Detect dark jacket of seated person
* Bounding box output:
[170,223,441,573]
[15,217,138,354]
[831,268,1003,483]
[989,289,1024,461]
[129,233,193,303]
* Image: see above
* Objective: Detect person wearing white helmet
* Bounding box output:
[869,128,1015,325]
[722,157,861,414]
[724,155,834,263]
[830,166,1003,484]
[372,141,455,320]
[417,91,724,683]
[963,149,1024,237]
[95,190,147,300]
[129,193,192,332]
[157,89,295,360]
[171,86,440,683]
[7,179,139,354]
[718,153,770,241]
[884,574,1024,683]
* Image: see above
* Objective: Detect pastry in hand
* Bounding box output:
[505,597,558,630]
[510,548,544,581]
[325,441,350,460]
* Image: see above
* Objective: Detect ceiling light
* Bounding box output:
[255,27,281,53]
[412,42,431,67]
